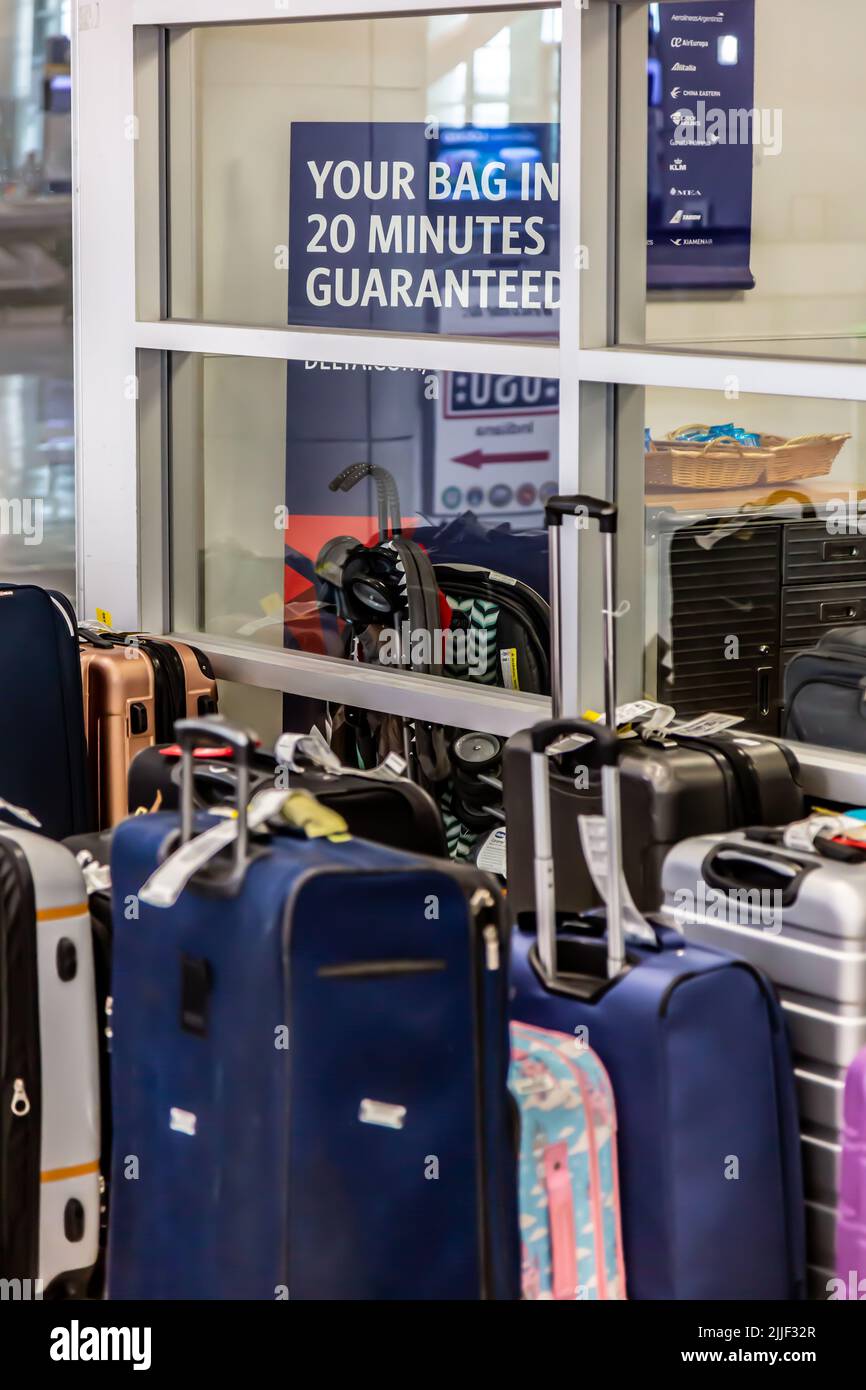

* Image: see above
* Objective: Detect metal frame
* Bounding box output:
[73,0,866,793]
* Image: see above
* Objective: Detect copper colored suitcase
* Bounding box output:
[80,632,217,827]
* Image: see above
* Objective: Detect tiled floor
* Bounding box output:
[0,319,75,599]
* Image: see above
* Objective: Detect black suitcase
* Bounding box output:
[783,626,866,752]
[504,504,804,917]
[127,736,449,858]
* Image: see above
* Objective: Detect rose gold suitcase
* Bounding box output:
[80,633,217,828]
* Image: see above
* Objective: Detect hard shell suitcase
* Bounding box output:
[107,717,519,1301]
[0,824,100,1296]
[0,584,90,839]
[836,1047,866,1296]
[784,626,866,751]
[505,729,801,917]
[127,734,448,857]
[662,831,866,1007]
[662,824,866,1277]
[509,494,807,1301]
[504,506,802,912]
[80,629,218,829]
[509,1021,625,1300]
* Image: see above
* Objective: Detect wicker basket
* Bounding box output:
[646,423,851,491]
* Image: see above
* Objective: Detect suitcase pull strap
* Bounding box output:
[175,716,257,890]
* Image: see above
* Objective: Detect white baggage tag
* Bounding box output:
[274,730,342,774]
[476,826,507,878]
[81,859,111,894]
[672,712,744,737]
[365,751,408,779]
[0,797,41,828]
[578,814,657,944]
[615,699,670,728]
[139,787,289,909]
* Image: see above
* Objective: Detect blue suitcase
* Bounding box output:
[107,717,518,1300]
[507,495,806,1300]
[0,583,89,839]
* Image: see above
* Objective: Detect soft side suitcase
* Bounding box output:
[784,627,866,751]
[509,494,807,1301]
[0,823,100,1296]
[80,630,218,829]
[127,734,449,857]
[836,1047,866,1297]
[0,584,90,839]
[509,1023,625,1300]
[107,717,518,1300]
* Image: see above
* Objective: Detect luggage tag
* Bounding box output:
[577,815,657,944]
[139,786,290,909]
[0,796,41,829]
[279,790,350,841]
[783,812,866,854]
[361,751,409,779]
[75,852,111,895]
[274,729,342,774]
[670,712,744,737]
[634,703,677,748]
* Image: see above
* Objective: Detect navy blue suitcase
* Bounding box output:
[507,496,806,1300]
[0,583,89,838]
[107,718,518,1300]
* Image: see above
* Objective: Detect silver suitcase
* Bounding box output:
[662,831,866,1066]
[661,826,866,1285]
[0,824,101,1296]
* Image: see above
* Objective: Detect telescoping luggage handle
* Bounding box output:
[545,494,617,725]
[530,495,625,983]
[175,716,255,889]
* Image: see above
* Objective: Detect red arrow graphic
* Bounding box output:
[452,449,550,469]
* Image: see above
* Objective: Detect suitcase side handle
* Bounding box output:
[699,843,818,908]
[175,717,257,883]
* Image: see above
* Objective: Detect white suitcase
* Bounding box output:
[0,825,100,1296]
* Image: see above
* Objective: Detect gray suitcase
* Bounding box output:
[661,825,866,1285]
[795,1058,848,1130]
[662,831,866,1066]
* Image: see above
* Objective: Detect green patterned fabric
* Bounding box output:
[441,790,481,862]
[445,595,500,686]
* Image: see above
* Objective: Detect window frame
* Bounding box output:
[74,0,866,788]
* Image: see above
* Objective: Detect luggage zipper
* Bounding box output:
[482,922,500,972]
[467,882,508,1298]
[472,890,501,972]
[10,1078,30,1116]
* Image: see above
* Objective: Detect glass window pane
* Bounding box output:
[623,382,866,734]
[165,12,560,339]
[616,0,866,360]
[170,354,554,695]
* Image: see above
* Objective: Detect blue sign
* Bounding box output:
[288,121,560,334]
[647,0,757,290]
